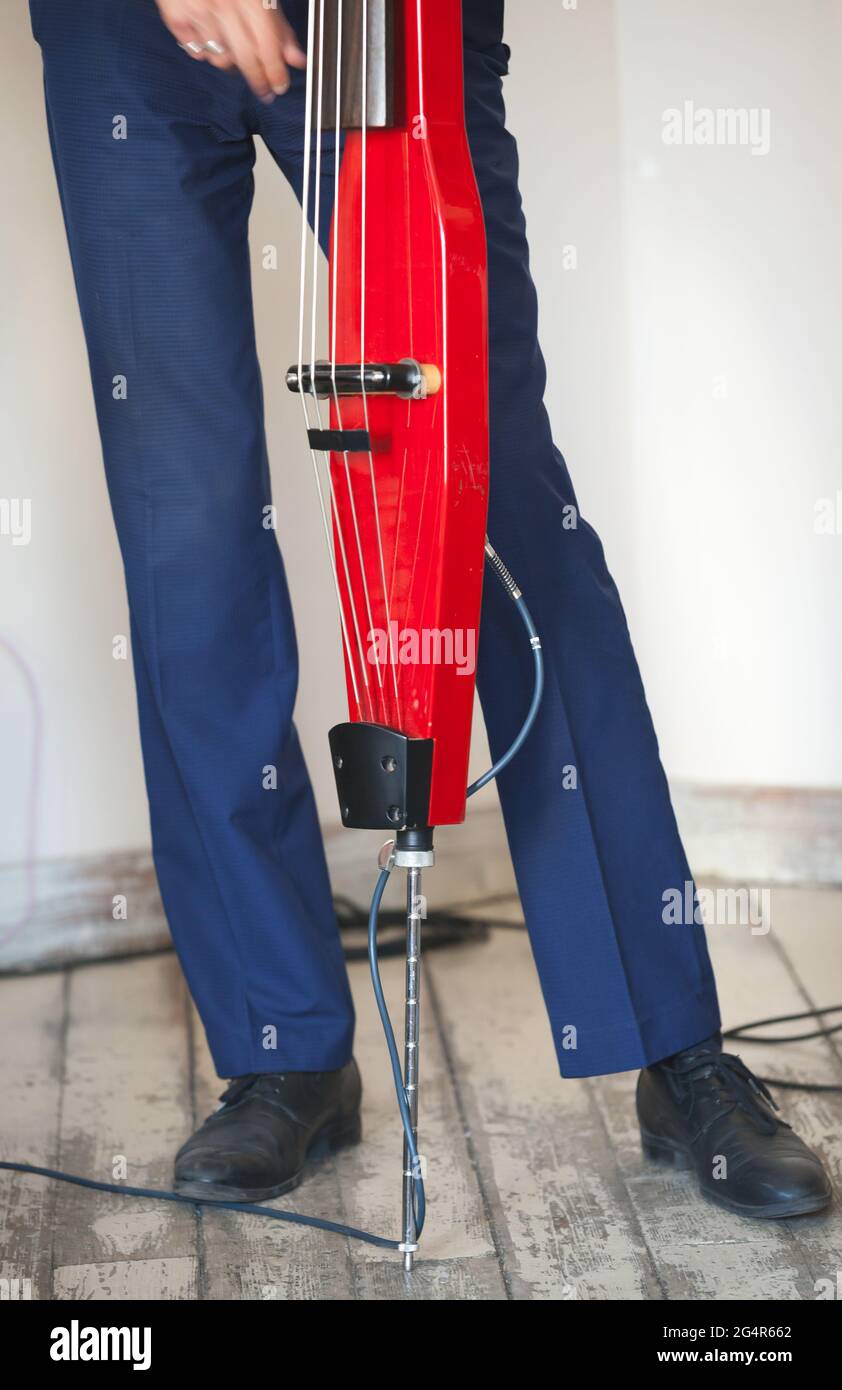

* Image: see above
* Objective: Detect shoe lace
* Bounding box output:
[218,1074,259,1107]
[217,1073,288,1109]
[214,1073,306,1125]
[666,1051,783,1140]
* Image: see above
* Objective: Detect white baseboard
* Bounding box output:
[1,786,839,973]
[672,783,842,887]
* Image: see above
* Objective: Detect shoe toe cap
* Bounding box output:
[174,1144,276,1189]
[721,1142,832,1215]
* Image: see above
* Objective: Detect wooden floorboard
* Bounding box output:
[426,906,663,1300]
[0,882,839,1300]
[0,971,66,1301]
[47,955,199,1300]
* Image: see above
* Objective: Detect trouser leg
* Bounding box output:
[461,18,721,1076]
[31,0,355,1076]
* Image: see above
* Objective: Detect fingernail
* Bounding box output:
[273,82,290,96]
[260,92,276,104]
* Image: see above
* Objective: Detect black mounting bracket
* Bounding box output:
[329,722,434,831]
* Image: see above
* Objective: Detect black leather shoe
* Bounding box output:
[174,1061,362,1202]
[637,1041,832,1219]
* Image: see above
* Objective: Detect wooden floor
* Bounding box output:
[1,880,841,1301]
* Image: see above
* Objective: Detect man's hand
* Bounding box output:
[157,1,307,102]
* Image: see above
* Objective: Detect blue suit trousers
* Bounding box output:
[30,0,721,1078]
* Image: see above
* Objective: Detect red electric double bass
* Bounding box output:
[289,0,540,1267]
[289,0,489,833]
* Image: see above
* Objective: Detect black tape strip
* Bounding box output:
[308,428,372,453]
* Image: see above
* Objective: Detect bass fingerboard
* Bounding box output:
[312,0,396,130]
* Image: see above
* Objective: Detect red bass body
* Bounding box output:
[328,0,489,828]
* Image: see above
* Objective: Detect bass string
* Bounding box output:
[328,0,387,720]
[296,0,363,713]
[308,0,378,721]
[298,0,409,730]
[358,0,402,727]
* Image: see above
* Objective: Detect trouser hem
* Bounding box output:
[208,1023,355,1080]
[555,986,721,1079]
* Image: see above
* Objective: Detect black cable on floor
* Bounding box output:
[0,1161,399,1249]
[723,1006,842,1093]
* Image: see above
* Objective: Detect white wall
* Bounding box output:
[2,0,841,868]
[610,0,842,787]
